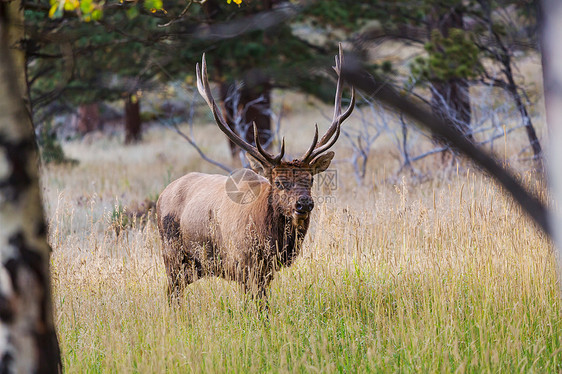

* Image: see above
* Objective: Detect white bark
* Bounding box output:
[542,0,562,282]
[0,1,61,372]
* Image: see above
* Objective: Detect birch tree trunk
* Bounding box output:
[541,0,562,280]
[0,1,62,372]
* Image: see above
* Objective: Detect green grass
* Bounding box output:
[43,100,560,372]
[52,254,561,372]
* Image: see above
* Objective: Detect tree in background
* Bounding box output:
[24,0,346,154]
[24,0,543,167]
[472,1,543,163]
[0,0,61,371]
[303,0,542,162]
[201,0,276,156]
[419,3,477,144]
[25,0,172,143]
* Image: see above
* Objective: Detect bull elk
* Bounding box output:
[157,45,355,299]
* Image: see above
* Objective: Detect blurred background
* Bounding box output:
[26,0,543,174]
[12,1,559,371]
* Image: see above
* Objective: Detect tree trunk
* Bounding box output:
[428,7,473,145]
[124,93,141,144]
[77,102,101,133]
[501,58,543,165]
[430,78,472,141]
[0,2,62,372]
[203,0,274,161]
[509,85,543,164]
[541,0,562,285]
[220,78,272,158]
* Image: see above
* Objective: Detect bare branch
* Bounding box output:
[168,120,233,173]
[342,56,550,236]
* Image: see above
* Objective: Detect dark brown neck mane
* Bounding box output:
[267,198,309,268]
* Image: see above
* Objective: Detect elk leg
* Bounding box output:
[163,242,204,301]
[162,240,186,301]
[243,270,272,304]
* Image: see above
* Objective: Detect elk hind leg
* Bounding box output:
[163,241,187,301]
[160,214,200,301]
[165,245,204,301]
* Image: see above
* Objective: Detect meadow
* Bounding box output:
[42,88,561,372]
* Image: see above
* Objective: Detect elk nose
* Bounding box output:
[295,196,314,213]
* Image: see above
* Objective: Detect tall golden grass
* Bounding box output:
[43,93,560,372]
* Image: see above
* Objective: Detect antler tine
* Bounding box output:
[299,43,355,164]
[252,122,285,165]
[275,137,286,164]
[306,115,343,162]
[300,124,319,163]
[311,87,355,160]
[196,54,269,165]
[332,43,344,120]
[316,43,356,148]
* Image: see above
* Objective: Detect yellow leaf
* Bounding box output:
[48,3,58,17]
[63,0,76,11]
[91,8,102,20]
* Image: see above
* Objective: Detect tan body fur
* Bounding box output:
[157,171,308,297]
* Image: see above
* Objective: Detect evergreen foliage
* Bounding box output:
[37,122,78,165]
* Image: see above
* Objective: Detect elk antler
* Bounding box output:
[301,43,356,164]
[196,54,284,166]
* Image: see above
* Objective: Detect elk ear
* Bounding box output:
[246,153,269,176]
[310,151,334,175]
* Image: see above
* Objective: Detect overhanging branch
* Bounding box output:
[342,56,550,237]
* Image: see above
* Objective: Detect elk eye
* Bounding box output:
[275,178,291,190]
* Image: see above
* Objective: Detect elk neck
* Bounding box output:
[262,184,310,267]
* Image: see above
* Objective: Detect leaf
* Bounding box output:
[144,0,163,11]
[48,1,64,18]
[48,3,59,18]
[80,0,93,14]
[91,8,102,20]
[126,7,139,19]
[63,0,76,11]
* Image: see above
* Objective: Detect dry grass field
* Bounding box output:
[41,87,561,372]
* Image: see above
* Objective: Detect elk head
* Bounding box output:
[196,44,355,228]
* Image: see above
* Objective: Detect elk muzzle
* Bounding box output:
[293,195,314,225]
